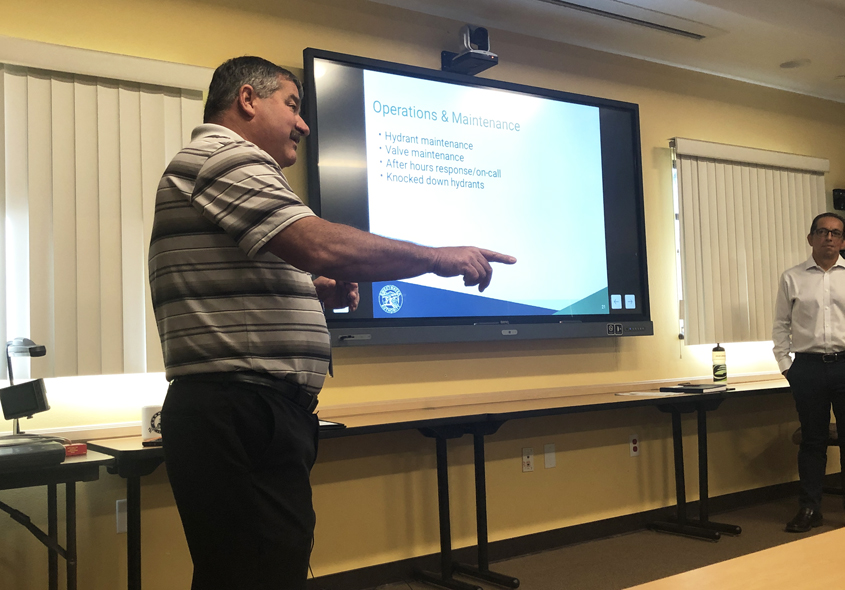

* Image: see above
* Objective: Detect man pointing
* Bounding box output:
[148,56,515,589]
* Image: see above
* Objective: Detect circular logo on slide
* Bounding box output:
[378,284,403,314]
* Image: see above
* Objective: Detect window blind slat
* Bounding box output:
[783,171,798,269]
[782,172,793,266]
[688,159,704,337]
[51,75,77,376]
[721,164,741,341]
[96,81,124,374]
[740,167,758,339]
[141,90,167,373]
[119,84,145,374]
[750,169,768,341]
[760,168,776,335]
[678,159,700,336]
[181,92,202,147]
[712,165,734,342]
[701,160,718,343]
[0,70,7,370]
[771,170,785,281]
[798,174,812,260]
[74,77,102,375]
[731,164,751,340]
[801,174,814,263]
[27,72,54,376]
[164,93,184,162]
[4,67,31,376]
[810,176,821,226]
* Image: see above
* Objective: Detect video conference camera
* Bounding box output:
[441,25,498,76]
[1,338,49,436]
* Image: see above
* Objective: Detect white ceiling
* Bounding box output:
[370,0,845,103]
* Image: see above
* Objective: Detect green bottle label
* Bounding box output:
[712,350,727,382]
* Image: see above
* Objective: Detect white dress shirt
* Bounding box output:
[772,255,845,372]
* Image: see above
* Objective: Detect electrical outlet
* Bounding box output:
[629,434,640,457]
[522,447,534,472]
[116,499,127,534]
[543,443,556,468]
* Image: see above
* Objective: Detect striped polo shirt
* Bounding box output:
[149,124,330,395]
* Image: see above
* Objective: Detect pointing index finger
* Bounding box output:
[480,249,516,265]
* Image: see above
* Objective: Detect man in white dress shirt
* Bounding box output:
[773,211,845,532]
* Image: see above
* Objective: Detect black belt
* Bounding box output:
[795,352,845,364]
[172,371,318,412]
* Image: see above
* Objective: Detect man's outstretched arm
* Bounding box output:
[265,216,516,292]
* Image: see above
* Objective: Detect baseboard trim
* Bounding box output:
[308,479,809,590]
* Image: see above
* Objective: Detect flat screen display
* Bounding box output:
[303,48,652,346]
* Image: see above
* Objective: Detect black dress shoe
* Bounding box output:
[785,507,823,533]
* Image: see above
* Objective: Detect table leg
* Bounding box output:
[649,408,720,540]
[698,407,709,520]
[414,433,481,590]
[127,476,142,590]
[685,407,741,536]
[452,431,519,588]
[48,483,58,590]
[66,482,77,590]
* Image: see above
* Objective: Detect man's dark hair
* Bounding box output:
[810,212,845,234]
[203,56,303,123]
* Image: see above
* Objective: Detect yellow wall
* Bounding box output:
[1,0,844,587]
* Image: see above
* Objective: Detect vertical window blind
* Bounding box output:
[0,64,203,378]
[672,137,829,346]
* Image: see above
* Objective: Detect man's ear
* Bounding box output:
[236,84,259,120]
[808,233,814,247]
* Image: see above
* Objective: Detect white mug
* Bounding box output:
[141,405,163,441]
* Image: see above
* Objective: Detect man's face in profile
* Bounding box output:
[250,78,310,169]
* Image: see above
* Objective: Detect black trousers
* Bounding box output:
[161,378,319,590]
[787,356,845,511]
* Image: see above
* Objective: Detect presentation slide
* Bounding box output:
[362,70,609,318]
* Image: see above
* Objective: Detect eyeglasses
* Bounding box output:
[813,228,844,239]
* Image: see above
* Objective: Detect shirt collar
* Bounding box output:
[804,255,845,270]
[190,123,245,143]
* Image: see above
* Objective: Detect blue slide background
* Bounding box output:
[373,281,609,318]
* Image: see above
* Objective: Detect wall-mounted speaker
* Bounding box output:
[834,188,845,211]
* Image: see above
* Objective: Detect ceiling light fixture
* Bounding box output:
[537,0,705,40]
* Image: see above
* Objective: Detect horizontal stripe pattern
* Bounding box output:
[149,124,329,393]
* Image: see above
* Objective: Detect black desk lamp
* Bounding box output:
[1,338,49,436]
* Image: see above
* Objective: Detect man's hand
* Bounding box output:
[431,247,517,292]
[313,276,359,311]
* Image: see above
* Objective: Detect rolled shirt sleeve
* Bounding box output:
[191,141,315,258]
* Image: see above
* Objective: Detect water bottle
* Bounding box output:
[712,344,727,382]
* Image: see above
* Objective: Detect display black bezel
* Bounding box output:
[302,48,652,346]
